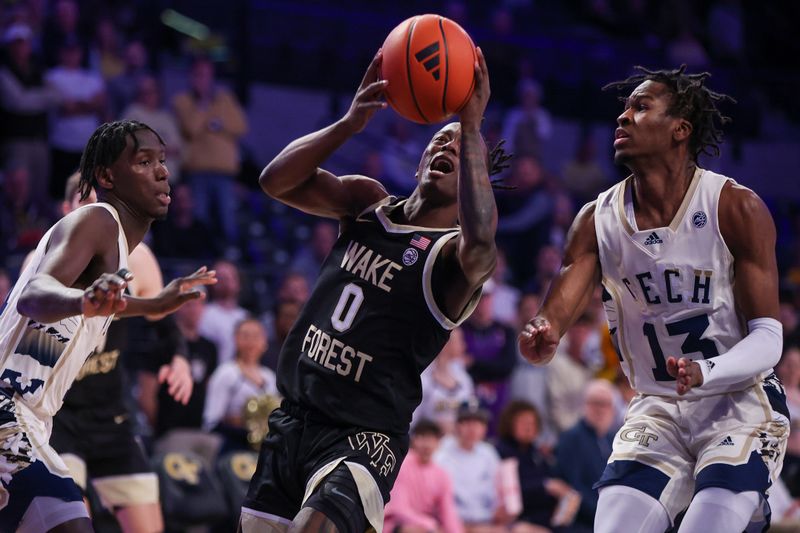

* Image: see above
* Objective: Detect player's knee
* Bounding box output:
[595,485,670,533]
[680,487,760,531]
[300,465,366,533]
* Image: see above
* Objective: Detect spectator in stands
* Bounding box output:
[501,78,553,158]
[139,291,218,440]
[0,161,50,255]
[555,380,618,531]
[525,244,562,295]
[89,17,124,80]
[480,7,521,106]
[496,155,554,284]
[547,193,575,253]
[276,271,310,305]
[384,419,464,533]
[509,293,556,449]
[496,400,580,533]
[0,23,59,214]
[288,219,338,290]
[203,318,278,453]
[122,74,183,181]
[381,118,423,196]
[46,37,105,199]
[546,312,601,433]
[415,328,475,435]
[150,183,219,260]
[461,280,517,428]
[262,298,302,371]
[561,132,609,206]
[777,341,800,496]
[199,259,249,364]
[435,399,510,532]
[107,39,150,119]
[42,0,86,68]
[490,249,521,327]
[174,55,247,251]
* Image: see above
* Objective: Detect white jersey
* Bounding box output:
[0,203,128,423]
[595,167,762,398]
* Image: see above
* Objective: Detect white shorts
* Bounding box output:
[595,374,789,523]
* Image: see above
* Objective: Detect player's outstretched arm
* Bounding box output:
[17,206,123,323]
[667,182,781,394]
[258,49,389,219]
[519,202,601,365]
[118,267,217,318]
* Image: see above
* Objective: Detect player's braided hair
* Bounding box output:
[488,139,514,190]
[603,65,736,161]
[78,120,165,200]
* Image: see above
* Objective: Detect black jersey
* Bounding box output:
[277,197,481,434]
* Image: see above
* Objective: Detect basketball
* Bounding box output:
[380,14,477,124]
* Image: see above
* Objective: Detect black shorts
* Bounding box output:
[242,400,408,522]
[50,403,151,481]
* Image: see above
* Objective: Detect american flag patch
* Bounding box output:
[410,234,431,250]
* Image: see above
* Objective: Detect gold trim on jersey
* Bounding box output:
[422,232,480,330]
[374,199,459,234]
[616,167,704,236]
[609,450,678,478]
[356,195,394,221]
[602,278,636,387]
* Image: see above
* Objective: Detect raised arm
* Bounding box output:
[518,202,601,365]
[258,50,389,219]
[437,48,498,318]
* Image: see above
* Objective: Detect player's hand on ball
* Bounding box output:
[667,356,704,395]
[159,355,193,405]
[156,266,217,316]
[82,268,133,317]
[343,49,388,134]
[518,316,559,366]
[458,47,490,128]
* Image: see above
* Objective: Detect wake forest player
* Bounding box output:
[241,48,506,533]
[0,120,215,532]
[519,66,788,533]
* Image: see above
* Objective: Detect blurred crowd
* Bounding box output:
[2,0,800,531]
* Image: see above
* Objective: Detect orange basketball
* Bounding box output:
[380,14,477,124]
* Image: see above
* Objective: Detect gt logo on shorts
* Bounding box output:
[348,431,397,476]
[621,425,659,447]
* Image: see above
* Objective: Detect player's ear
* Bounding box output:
[95,166,114,192]
[674,118,692,143]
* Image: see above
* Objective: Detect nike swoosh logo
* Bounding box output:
[329,485,354,504]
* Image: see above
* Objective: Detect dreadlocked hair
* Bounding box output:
[78,120,165,200]
[603,65,736,161]
[488,138,515,190]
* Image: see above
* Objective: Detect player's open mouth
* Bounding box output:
[157,192,171,206]
[430,155,454,174]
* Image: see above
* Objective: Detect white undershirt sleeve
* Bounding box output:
[698,317,782,388]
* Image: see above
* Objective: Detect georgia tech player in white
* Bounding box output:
[0,120,215,533]
[519,66,788,533]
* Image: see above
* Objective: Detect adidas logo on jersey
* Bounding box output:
[718,436,735,446]
[643,232,663,245]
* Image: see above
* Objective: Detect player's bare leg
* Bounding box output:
[47,517,94,533]
[115,502,164,533]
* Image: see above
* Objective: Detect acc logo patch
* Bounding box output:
[402,248,419,266]
[692,211,707,228]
